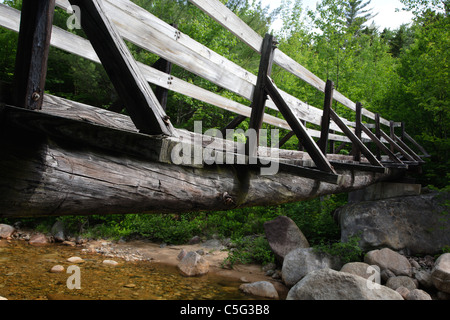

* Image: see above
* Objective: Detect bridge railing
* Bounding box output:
[0,0,428,177]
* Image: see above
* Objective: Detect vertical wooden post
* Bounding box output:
[375,113,382,160]
[298,120,306,151]
[390,120,395,153]
[401,122,406,142]
[353,102,362,162]
[247,33,276,158]
[318,80,334,155]
[12,0,56,110]
[152,57,173,111]
[152,23,177,111]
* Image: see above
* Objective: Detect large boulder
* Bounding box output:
[281,248,341,287]
[264,216,309,263]
[364,248,412,277]
[337,191,450,255]
[177,251,209,277]
[431,253,450,293]
[287,268,403,300]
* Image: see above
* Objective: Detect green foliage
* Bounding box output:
[281,194,346,245]
[222,235,275,268]
[314,235,363,264]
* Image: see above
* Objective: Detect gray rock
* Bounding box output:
[364,248,412,277]
[287,268,403,300]
[381,269,396,283]
[29,233,50,246]
[431,253,450,293]
[102,260,119,266]
[406,289,432,300]
[239,281,279,299]
[414,270,434,290]
[50,265,65,273]
[51,220,66,242]
[386,276,417,291]
[340,262,378,280]
[395,286,410,299]
[188,236,202,245]
[437,291,450,300]
[177,249,187,261]
[282,248,341,287]
[177,251,209,277]
[201,239,225,250]
[264,216,309,263]
[0,224,15,239]
[337,191,450,255]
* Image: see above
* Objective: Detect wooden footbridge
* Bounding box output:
[0,0,428,218]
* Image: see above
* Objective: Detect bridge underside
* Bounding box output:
[0,98,409,218]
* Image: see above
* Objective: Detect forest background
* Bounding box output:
[0,0,448,265]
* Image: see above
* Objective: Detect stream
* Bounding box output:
[0,239,259,300]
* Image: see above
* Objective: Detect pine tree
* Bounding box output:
[345,0,377,30]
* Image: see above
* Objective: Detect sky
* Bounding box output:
[261,0,415,31]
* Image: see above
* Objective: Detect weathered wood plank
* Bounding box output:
[12,0,55,110]
[67,0,176,136]
[187,0,398,127]
[54,0,360,137]
[0,3,366,144]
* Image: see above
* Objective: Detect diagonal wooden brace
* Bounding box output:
[265,78,336,174]
[329,108,383,167]
[68,0,176,136]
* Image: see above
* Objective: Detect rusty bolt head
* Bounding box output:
[31,92,41,101]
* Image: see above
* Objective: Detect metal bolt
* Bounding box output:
[31,92,41,101]
[163,115,171,125]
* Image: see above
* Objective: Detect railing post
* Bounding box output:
[12,0,56,110]
[375,113,382,160]
[318,80,334,155]
[353,102,362,162]
[247,33,276,158]
[390,120,395,153]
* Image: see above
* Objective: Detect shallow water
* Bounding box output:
[0,240,257,300]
